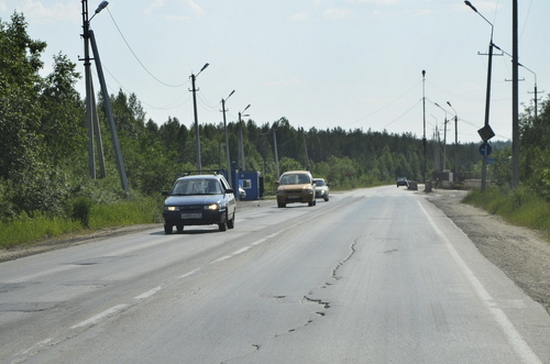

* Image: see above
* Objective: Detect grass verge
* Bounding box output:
[463,187,550,237]
[0,197,163,250]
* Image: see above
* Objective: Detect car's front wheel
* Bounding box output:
[218,212,228,232]
[227,212,235,229]
[164,224,173,234]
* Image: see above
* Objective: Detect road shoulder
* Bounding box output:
[426,189,550,315]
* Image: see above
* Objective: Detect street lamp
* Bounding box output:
[421,70,429,191]
[238,104,251,171]
[434,102,449,171]
[81,0,130,196]
[447,101,459,179]
[273,118,284,179]
[492,42,540,121]
[190,62,209,173]
[221,90,235,187]
[465,0,495,192]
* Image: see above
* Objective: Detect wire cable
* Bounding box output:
[106,8,188,88]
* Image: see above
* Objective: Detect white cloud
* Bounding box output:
[185,0,204,16]
[144,0,166,15]
[289,11,311,21]
[12,0,80,25]
[143,0,203,19]
[323,8,355,19]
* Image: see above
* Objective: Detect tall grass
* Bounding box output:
[0,197,163,249]
[0,214,82,249]
[463,187,550,233]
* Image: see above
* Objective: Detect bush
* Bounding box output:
[68,197,93,227]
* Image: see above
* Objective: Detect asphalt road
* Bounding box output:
[2,186,550,363]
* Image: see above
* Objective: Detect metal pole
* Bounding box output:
[89,30,130,197]
[511,0,520,188]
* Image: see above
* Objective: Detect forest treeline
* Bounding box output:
[1,13,548,223]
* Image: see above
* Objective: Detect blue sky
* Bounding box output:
[1,0,548,143]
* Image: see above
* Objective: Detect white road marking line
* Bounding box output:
[232,246,252,255]
[70,304,129,329]
[419,201,542,364]
[16,228,285,361]
[134,286,163,300]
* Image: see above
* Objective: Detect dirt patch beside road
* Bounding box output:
[427,189,550,315]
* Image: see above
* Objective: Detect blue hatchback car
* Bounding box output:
[162,173,236,234]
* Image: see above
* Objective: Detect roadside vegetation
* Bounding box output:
[463,188,550,239]
[1,12,549,249]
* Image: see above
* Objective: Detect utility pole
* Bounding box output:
[302,131,310,170]
[273,127,280,178]
[221,90,235,187]
[81,0,95,179]
[237,104,250,171]
[89,30,130,196]
[422,70,428,191]
[511,0,520,188]
[190,63,209,173]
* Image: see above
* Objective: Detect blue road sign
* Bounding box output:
[479,142,492,157]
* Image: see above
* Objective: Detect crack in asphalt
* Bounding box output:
[223,236,362,363]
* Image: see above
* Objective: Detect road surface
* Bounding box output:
[1,186,550,363]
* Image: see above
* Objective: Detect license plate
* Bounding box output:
[181,213,202,219]
[287,196,300,200]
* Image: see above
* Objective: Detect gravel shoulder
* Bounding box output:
[1,191,549,316]
[426,189,550,315]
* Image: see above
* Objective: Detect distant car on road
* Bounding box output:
[276,170,316,208]
[313,178,330,201]
[396,177,409,188]
[162,173,236,233]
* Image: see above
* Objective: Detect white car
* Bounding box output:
[313,178,330,201]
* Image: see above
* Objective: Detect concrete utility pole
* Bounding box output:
[422,70,428,190]
[89,30,130,196]
[511,0,520,188]
[190,63,209,173]
[81,0,95,179]
[221,90,235,187]
[447,101,459,180]
[273,127,280,178]
[81,0,129,196]
[465,0,496,192]
[237,104,250,171]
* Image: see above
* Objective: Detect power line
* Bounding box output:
[106,8,188,88]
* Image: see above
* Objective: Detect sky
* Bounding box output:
[1,0,548,144]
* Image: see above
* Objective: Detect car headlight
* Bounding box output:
[164,206,178,212]
[205,203,220,211]
[304,188,313,194]
[276,190,286,196]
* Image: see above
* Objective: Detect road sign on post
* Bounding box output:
[479,142,492,157]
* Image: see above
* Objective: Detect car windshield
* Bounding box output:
[280,173,310,185]
[172,179,222,195]
[314,179,325,186]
